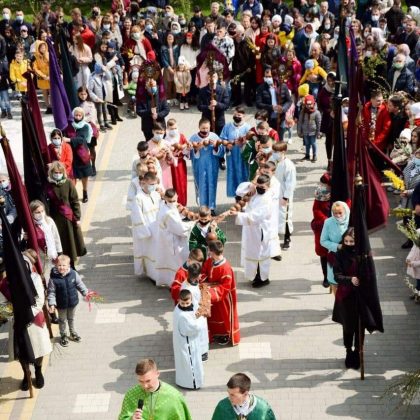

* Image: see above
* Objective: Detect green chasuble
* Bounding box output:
[241,138,258,182]
[118,382,192,420]
[188,225,226,260]
[211,396,276,420]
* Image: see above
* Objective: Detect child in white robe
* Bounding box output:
[130,171,161,280]
[180,262,210,361]
[173,289,204,390]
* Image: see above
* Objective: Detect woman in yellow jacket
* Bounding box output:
[33,41,51,113]
[9,50,29,96]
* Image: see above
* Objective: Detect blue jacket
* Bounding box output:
[48,267,88,309]
[160,45,180,69]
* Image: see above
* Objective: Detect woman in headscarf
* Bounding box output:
[67,107,93,203]
[46,161,86,268]
[320,201,350,294]
[47,129,74,179]
[28,200,62,283]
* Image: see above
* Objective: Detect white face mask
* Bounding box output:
[52,173,63,181]
[168,129,178,137]
[271,152,281,161]
[147,184,157,193]
[166,201,177,209]
[3,13,10,20]
[0,180,9,189]
[33,213,44,221]
[153,134,164,141]
[264,77,273,85]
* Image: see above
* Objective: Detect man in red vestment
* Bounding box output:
[362,90,391,152]
[201,241,240,346]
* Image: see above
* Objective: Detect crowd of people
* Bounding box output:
[0,0,419,418]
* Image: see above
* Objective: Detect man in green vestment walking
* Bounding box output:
[118,359,192,420]
[212,373,276,420]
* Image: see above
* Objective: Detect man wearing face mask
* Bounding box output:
[232,177,274,288]
[136,74,170,141]
[155,189,194,288]
[220,106,251,197]
[387,53,415,97]
[12,10,32,36]
[256,66,292,141]
[130,171,161,281]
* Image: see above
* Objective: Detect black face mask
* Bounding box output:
[198,220,209,226]
[199,130,209,137]
[178,303,194,311]
[256,187,266,195]
[233,116,242,123]
[74,117,83,123]
[343,245,355,253]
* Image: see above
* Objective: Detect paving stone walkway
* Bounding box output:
[0,103,419,420]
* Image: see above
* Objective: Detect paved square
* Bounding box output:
[239,342,272,359]
[95,308,126,324]
[381,301,408,316]
[73,393,111,413]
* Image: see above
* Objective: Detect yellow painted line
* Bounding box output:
[0,125,121,419]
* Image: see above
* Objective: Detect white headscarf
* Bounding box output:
[35,216,58,260]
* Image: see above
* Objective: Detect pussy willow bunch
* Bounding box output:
[0,303,13,322]
[391,207,414,218]
[383,170,405,191]
[397,218,420,247]
[246,38,260,55]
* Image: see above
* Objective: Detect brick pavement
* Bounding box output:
[0,104,419,419]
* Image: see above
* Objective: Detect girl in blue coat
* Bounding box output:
[320,201,350,293]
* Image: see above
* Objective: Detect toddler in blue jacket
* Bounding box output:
[47,255,88,347]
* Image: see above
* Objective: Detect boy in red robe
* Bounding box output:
[201,240,240,346]
[171,248,204,305]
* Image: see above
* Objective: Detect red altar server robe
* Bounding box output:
[201,257,240,345]
[171,263,188,305]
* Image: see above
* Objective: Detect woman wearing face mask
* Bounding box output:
[28,200,62,283]
[320,201,350,294]
[46,161,86,269]
[66,107,94,203]
[122,25,155,70]
[48,129,74,179]
[332,227,362,370]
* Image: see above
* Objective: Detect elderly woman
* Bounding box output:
[28,200,62,283]
[320,201,350,293]
[46,161,86,268]
[67,107,94,203]
[47,129,73,178]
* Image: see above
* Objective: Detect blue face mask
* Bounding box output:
[415,157,420,167]
[148,86,158,95]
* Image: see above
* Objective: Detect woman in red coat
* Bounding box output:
[48,129,74,179]
[121,25,156,71]
[255,24,271,85]
[311,173,331,288]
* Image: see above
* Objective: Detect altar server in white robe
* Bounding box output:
[173,289,204,390]
[130,171,161,280]
[155,189,193,287]
[273,142,296,250]
[180,262,209,360]
[232,175,273,288]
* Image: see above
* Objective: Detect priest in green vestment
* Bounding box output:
[212,373,276,420]
[118,359,192,420]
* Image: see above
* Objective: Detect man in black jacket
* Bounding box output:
[231,25,255,107]
[387,54,415,98]
[256,66,292,141]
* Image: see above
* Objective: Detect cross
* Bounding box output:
[334,76,347,99]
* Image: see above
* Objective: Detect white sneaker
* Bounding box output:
[180,103,184,110]
[185,102,189,109]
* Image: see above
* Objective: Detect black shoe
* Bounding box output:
[322,279,330,288]
[82,190,88,203]
[91,166,97,176]
[21,375,29,391]
[7,112,12,119]
[116,115,123,122]
[105,123,113,129]
[45,107,53,114]
[210,209,216,217]
[311,156,317,162]
[252,278,270,288]
[34,366,44,389]
[100,125,107,133]
[215,336,230,346]
[69,332,82,343]
[0,110,6,118]
[282,241,290,250]
[60,335,69,347]
[272,255,282,261]
[111,120,117,125]
[201,352,208,362]
[402,239,413,249]
[345,349,352,369]
[219,159,226,170]
[300,155,310,161]
[351,350,360,369]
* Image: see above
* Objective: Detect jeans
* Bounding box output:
[58,306,77,336]
[95,102,108,126]
[303,135,317,157]
[0,89,11,112]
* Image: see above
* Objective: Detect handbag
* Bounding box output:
[75,144,91,165]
